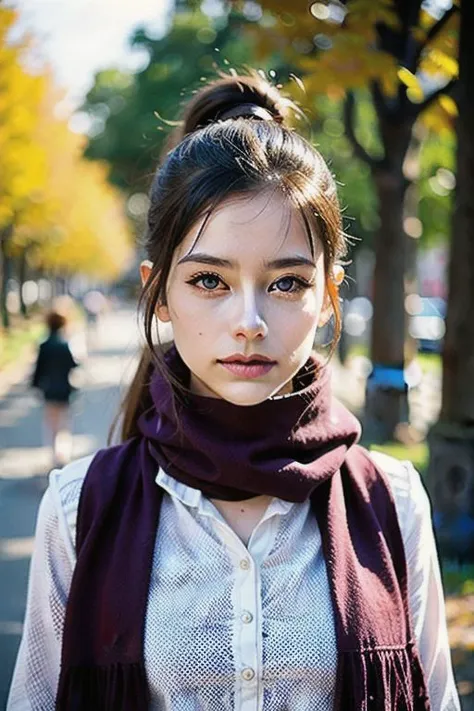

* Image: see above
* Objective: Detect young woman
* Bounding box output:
[31,309,78,468]
[8,74,460,711]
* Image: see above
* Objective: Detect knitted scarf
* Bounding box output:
[57,347,430,710]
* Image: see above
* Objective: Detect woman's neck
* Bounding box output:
[209,495,273,546]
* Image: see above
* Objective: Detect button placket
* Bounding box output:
[241,667,255,681]
[200,504,261,709]
[241,611,253,624]
[203,504,287,711]
[235,554,260,711]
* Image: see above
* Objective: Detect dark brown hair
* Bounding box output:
[110,74,347,444]
[46,310,67,333]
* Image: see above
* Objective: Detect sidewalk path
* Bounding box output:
[0,305,141,704]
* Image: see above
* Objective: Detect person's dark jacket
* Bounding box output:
[31,332,79,403]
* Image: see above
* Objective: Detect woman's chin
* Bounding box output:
[188,369,294,405]
[213,380,292,406]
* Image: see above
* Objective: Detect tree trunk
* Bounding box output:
[0,225,13,330]
[364,117,413,441]
[18,250,28,318]
[404,180,422,367]
[427,0,474,563]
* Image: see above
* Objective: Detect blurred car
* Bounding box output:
[316,294,447,359]
[407,296,446,354]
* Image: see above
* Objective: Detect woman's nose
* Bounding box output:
[232,294,268,341]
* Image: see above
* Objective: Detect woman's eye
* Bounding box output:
[187,272,226,291]
[271,276,309,294]
[200,275,220,290]
[276,277,296,292]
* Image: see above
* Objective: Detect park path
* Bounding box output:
[0,305,141,705]
[0,305,471,708]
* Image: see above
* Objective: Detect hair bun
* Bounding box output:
[169,73,296,147]
[218,102,275,122]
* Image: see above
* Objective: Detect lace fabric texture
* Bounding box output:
[7,452,460,711]
[146,479,337,710]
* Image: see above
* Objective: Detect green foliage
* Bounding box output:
[243,0,459,257]
[417,128,456,247]
[306,91,456,252]
[308,94,379,249]
[83,10,261,190]
[442,565,474,596]
[81,2,456,261]
[81,7,382,253]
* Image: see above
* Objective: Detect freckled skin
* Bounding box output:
[141,191,343,407]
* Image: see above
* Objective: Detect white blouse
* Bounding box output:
[7,451,460,711]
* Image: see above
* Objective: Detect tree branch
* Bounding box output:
[401,0,425,73]
[343,91,382,169]
[371,80,388,120]
[412,77,458,118]
[414,5,459,70]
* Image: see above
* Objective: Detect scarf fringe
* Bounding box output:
[335,644,431,711]
[55,649,430,711]
[56,662,149,711]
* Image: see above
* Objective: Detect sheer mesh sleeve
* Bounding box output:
[6,484,74,710]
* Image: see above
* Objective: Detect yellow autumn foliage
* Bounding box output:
[247,0,458,131]
[0,9,47,230]
[0,6,133,282]
[418,7,459,79]
[37,156,134,281]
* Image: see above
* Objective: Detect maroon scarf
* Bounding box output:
[57,347,430,710]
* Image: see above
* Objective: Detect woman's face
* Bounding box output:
[141,191,341,406]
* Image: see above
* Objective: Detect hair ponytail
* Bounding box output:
[162,71,299,154]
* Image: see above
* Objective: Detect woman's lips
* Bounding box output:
[218,360,276,379]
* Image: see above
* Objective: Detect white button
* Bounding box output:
[241,667,255,681]
[239,558,250,570]
[241,611,253,624]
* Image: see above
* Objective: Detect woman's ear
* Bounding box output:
[139,260,171,323]
[318,265,345,327]
[139,260,153,288]
[332,265,345,288]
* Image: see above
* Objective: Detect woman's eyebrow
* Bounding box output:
[177,253,233,268]
[267,256,316,269]
[177,252,316,269]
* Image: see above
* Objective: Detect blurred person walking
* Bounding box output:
[31,310,79,468]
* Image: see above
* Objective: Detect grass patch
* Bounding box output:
[345,343,369,361]
[0,320,46,370]
[441,564,474,596]
[416,352,441,375]
[367,441,429,475]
